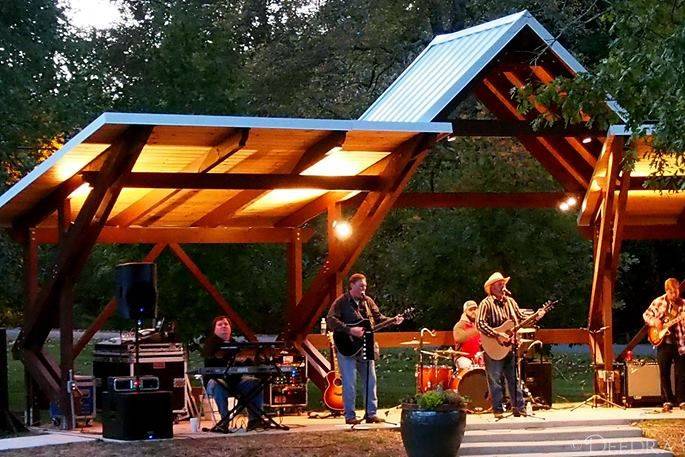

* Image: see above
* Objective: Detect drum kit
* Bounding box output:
[402,327,541,413]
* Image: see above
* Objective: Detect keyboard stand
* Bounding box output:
[208,372,289,433]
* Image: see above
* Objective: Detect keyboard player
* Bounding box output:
[203,316,265,430]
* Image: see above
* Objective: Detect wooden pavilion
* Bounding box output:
[0,11,680,428]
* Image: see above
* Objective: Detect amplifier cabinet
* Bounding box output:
[93,342,186,414]
[624,360,674,407]
[524,361,553,407]
[102,391,173,440]
[265,364,307,408]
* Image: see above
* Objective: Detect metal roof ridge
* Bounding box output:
[430,10,528,45]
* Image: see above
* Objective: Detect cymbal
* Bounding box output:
[433,348,469,356]
[400,340,422,346]
[420,350,451,359]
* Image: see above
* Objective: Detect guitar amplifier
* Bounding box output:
[624,360,674,406]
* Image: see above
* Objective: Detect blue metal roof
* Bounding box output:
[360,11,588,122]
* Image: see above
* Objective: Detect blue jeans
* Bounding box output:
[206,377,264,422]
[337,351,378,420]
[484,352,524,413]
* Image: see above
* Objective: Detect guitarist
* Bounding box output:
[642,278,685,412]
[326,273,402,425]
[476,272,545,418]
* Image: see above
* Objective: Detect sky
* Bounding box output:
[62,0,124,29]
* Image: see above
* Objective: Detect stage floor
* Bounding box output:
[31,403,685,442]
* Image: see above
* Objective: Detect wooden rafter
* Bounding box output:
[450,119,604,138]
[82,171,385,191]
[275,191,350,227]
[473,80,585,191]
[35,226,315,244]
[188,132,347,228]
[108,128,249,226]
[394,192,579,208]
[168,243,257,341]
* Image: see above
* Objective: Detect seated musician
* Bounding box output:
[203,316,265,430]
[453,300,481,369]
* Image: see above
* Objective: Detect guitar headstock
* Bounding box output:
[542,299,558,312]
[399,307,416,321]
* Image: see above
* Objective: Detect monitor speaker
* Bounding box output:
[524,361,553,407]
[102,391,173,440]
[116,262,157,320]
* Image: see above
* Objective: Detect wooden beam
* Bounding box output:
[621,225,685,239]
[57,200,74,428]
[291,131,346,174]
[616,325,647,362]
[108,129,249,226]
[394,192,580,208]
[275,191,350,227]
[35,226,314,244]
[73,243,167,358]
[473,81,585,191]
[82,171,385,191]
[168,243,257,341]
[19,126,152,352]
[450,119,605,138]
[21,228,40,425]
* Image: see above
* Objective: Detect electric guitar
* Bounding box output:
[322,333,344,413]
[648,314,685,347]
[333,307,415,357]
[480,300,556,360]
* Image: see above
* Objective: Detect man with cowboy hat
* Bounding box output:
[476,272,543,418]
[453,300,482,369]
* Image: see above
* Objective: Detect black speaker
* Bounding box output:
[102,391,173,440]
[116,262,157,320]
[524,361,553,407]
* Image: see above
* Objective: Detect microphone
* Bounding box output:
[502,286,511,296]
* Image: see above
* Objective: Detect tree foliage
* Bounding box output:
[0,0,682,342]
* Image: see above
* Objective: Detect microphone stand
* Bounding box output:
[571,326,625,410]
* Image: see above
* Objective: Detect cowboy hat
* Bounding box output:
[484,272,510,295]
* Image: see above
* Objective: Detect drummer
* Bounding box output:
[453,300,482,369]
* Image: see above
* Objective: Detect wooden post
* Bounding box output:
[286,229,303,333]
[58,199,74,429]
[1,328,27,432]
[22,228,40,426]
[327,202,344,302]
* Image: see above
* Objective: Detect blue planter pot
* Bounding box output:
[400,405,466,457]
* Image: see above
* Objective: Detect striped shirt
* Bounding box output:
[476,295,526,338]
[643,294,685,354]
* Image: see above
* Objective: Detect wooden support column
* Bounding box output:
[17,126,152,408]
[73,243,167,358]
[286,230,303,331]
[587,135,623,369]
[58,199,74,428]
[168,243,257,341]
[327,202,344,303]
[22,228,40,426]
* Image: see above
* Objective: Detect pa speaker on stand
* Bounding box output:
[116,262,157,320]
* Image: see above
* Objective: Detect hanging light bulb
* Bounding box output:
[333,220,353,240]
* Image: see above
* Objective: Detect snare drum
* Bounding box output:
[449,367,491,410]
[415,365,452,392]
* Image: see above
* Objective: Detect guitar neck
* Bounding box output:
[371,316,399,332]
[666,315,685,327]
[328,333,340,374]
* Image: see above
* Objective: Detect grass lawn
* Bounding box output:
[637,420,685,457]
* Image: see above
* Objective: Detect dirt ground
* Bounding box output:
[637,419,685,457]
[1,430,406,457]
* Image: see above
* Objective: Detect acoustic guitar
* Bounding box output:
[322,332,344,413]
[648,314,685,347]
[333,307,415,358]
[480,300,556,360]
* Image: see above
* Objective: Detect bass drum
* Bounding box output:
[415,365,453,392]
[449,367,491,411]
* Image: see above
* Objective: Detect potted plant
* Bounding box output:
[400,388,467,457]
